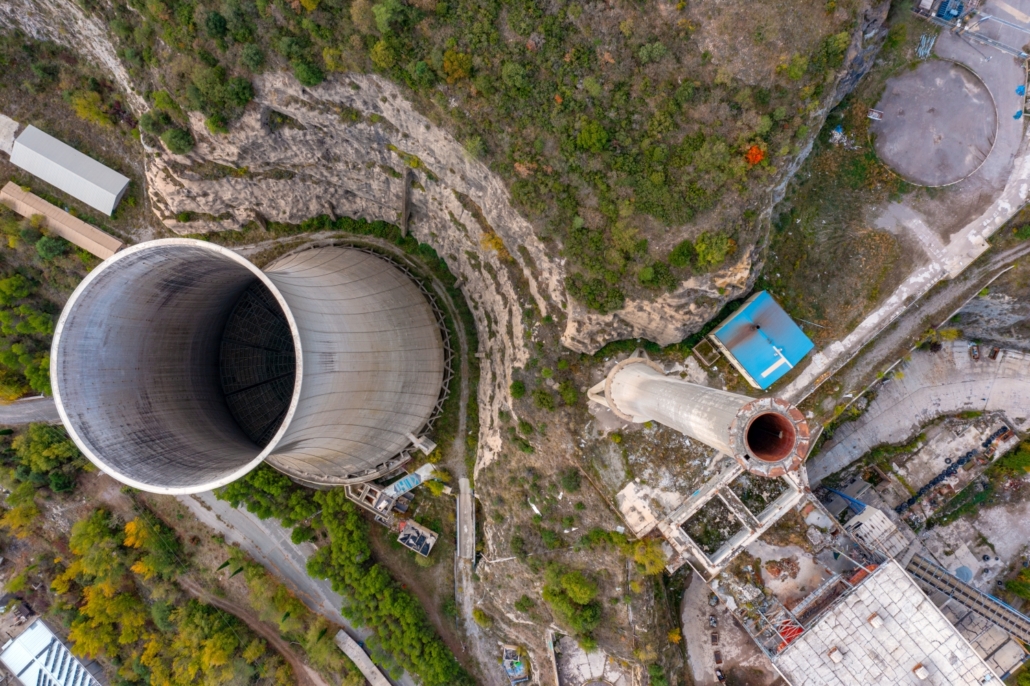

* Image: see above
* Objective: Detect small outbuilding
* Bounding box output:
[397,519,438,557]
[708,291,815,390]
[9,125,130,217]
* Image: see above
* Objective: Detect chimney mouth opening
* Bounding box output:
[745,412,796,462]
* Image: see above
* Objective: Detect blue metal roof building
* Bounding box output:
[708,291,814,390]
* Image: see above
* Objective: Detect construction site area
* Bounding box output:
[3,0,1030,682]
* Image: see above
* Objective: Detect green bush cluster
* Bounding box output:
[48,508,300,684]
[218,463,320,526]
[306,490,474,686]
[86,0,842,311]
[0,424,85,494]
[0,213,86,398]
[217,467,470,685]
[542,564,602,643]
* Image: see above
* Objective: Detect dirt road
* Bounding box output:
[809,239,1030,418]
[178,576,329,686]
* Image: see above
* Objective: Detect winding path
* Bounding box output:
[177,576,328,686]
[807,341,1030,484]
[782,7,1030,404]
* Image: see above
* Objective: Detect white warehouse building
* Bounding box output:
[9,126,130,217]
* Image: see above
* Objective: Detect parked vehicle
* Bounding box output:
[989,347,1000,360]
[715,668,726,682]
[714,650,723,665]
[708,614,718,628]
[969,343,980,360]
[711,632,719,645]
[709,593,719,607]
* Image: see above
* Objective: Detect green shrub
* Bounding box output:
[560,468,581,493]
[501,62,528,93]
[576,119,608,153]
[637,41,667,64]
[558,380,579,406]
[648,664,669,686]
[241,44,265,71]
[205,11,228,39]
[371,40,396,69]
[668,239,695,268]
[786,54,808,80]
[292,60,325,87]
[35,236,68,261]
[160,128,195,154]
[565,274,624,313]
[532,388,555,411]
[694,231,735,270]
[205,114,229,134]
[884,23,907,50]
[514,595,535,612]
[542,565,602,636]
[139,111,172,135]
[540,528,562,549]
[372,0,403,34]
[472,608,492,627]
[510,380,526,399]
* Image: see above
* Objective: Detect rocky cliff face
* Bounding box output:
[0,0,145,112]
[0,0,890,356]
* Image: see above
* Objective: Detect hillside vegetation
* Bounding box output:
[79,0,860,311]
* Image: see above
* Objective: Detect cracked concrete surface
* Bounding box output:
[782,2,1030,403]
[808,341,1030,484]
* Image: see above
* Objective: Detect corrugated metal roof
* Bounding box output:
[709,291,814,390]
[0,619,101,686]
[0,183,123,259]
[9,126,129,217]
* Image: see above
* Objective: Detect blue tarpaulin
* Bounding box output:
[709,291,815,390]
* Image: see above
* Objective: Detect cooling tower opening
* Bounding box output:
[745,412,797,462]
[52,241,300,494]
[54,239,448,494]
[220,282,297,446]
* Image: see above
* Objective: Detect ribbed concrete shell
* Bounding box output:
[51,239,444,494]
[604,359,810,477]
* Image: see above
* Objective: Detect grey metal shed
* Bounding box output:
[9,125,130,216]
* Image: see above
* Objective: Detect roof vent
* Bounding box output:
[868,612,884,628]
[913,663,929,680]
[828,647,843,664]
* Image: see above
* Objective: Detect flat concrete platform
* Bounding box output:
[872,60,997,187]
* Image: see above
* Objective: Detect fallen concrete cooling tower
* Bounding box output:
[51,239,446,494]
[597,358,809,477]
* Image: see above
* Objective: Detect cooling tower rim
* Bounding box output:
[51,238,306,495]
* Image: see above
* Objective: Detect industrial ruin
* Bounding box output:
[51,239,448,494]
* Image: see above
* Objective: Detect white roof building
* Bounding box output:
[0,618,102,686]
[775,560,998,685]
[9,126,129,217]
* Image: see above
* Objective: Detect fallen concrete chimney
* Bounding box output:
[592,356,810,477]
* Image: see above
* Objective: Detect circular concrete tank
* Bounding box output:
[52,239,445,494]
[871,60,997,187]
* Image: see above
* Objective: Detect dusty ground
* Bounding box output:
[809,341,1030,484]
[955,253,1030,351]
[681,570,783,686]
[766,0,1030,407]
